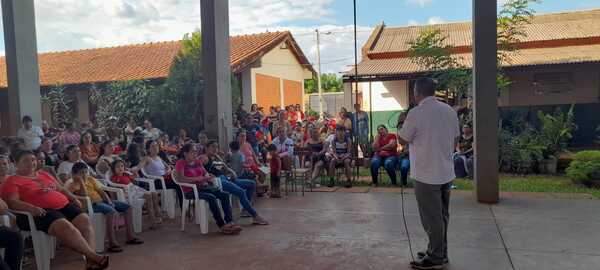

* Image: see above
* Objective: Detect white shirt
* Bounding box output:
[272,137,294,157]
[58,160,93,178]
[17,126,44,151]
[142,128,161,141]
[398,97,460,185]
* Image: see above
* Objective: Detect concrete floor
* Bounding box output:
[44,191,600,270]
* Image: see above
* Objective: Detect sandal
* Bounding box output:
[220,226,240,235]
[106,245,123,253]
[252,216,269,225]
[86,256,109,270]
[125,238,144,245]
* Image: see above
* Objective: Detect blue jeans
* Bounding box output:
[220,176,258,217]
[186,187,233,228]
[399,157,410,185]
[371,155,398,185]
[92,201,130,214]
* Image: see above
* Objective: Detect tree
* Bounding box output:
[90,30,241,136]
[407,0,539,101]
[41,84,76,127]
[305,73,343,94]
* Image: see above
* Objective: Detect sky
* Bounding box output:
[1,0,599,75]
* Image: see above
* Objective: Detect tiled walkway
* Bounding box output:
[44,190,600,270]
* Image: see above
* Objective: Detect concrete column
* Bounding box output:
[2,0,42,132]
[201,0,232,150]
[472,0,499,203]
[241,69,253,109]
[343,82,353,110]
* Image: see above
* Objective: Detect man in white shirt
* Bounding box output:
[271,127,294,170]
[142,120,161,141]
[16,116,44,151]
[397,78,460,270]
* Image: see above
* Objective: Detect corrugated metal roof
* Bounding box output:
[351,44,600,77]
[368,9,600,55]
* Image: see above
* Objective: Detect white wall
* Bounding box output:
[249,41,312,105]
[345,80,409,112]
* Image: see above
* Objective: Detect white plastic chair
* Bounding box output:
[76,184,125,253]
[140,167,177,219]
[0,215,10,259]
[100,173,145,233]
[10,210,56,270]
[170,171,208,233]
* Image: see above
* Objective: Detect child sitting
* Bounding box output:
[67,162,143,253]
[267,144,281,198]
[110,159,163,229]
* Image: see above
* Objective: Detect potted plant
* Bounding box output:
[566,150,600,188]
[536,105,576,174]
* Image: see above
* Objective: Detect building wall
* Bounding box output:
[503,63,600,107]
[250,41,311,109]
[0,91,8,136]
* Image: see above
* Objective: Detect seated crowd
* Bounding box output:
[0,102,471,269]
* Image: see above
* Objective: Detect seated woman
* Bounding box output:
[0,197,23,270]
[306,128,328,184]
[1,150,109,270]
[57,145,94,184]
[139,140,181,202]
[39,137,60,168]
[175,144,242,235]
[80,132,100,168]
[96,141,119,176]
[453,124,474,179]
[203,141,268,225]
[370,125,399,186]
[0,154,11,185]
[237,131,266,184]
[66,162,143,253]
[35,150,58,178]
[326,125,353,188]
[110,160,162,229]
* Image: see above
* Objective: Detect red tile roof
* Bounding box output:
[0,31,313,88]
[350,9,600,77]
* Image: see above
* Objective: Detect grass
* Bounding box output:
[353,168,600,198]
[454,174,600,199]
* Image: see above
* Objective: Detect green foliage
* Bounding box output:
[89,81,155,128]
[408,29,471,99]
[90,30,242,136]
[497,0,539,63]
[41,84,76,127]
[305,73,343,94]
[498,125,545,174]
[536,105,576,158]
[407,0,538,99]
[566,151,600,184]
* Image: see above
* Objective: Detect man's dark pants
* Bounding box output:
[414,181,451,264]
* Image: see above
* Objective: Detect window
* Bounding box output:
[532,72,574,95]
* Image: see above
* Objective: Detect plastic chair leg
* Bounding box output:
[181,199,189,232]
[199,200,209,234]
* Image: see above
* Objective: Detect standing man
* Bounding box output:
[16,116,44,151]
[397,78,460,270]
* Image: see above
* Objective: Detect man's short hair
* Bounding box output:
[335,124,346,131]
[22,116,32,123]
[414,78,437,97]
[72,162,89,175]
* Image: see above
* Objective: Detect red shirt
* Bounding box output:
[175,160,207,193]
[111,174,134,185]
[377,134,398,157]
[0,171,70,209]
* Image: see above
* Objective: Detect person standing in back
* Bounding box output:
[397,78,460,270]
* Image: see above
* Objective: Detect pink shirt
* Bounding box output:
[175,159,206,193]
